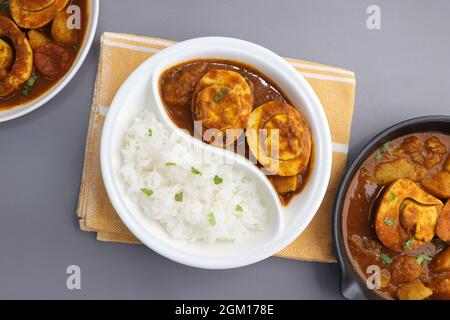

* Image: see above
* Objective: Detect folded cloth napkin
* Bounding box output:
[77,32,356,263]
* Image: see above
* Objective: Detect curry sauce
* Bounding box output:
[159,59,313,205]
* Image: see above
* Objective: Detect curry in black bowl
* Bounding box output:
[335,117,450,300]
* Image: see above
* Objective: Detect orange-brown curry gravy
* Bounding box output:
[342,132,450,299]
[0,0,88,110]
[159,59,312,205]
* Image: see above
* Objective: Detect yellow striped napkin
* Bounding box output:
[77,32,356,263]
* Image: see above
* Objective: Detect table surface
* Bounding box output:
[1,0,449,299]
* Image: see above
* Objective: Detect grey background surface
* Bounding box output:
[0,0,449,299]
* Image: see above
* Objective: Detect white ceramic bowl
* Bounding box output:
[101,37,332,269]
[0,0,99,123]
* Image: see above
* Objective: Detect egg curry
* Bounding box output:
[0,0,88,110]
[342,133,450,300]
[159,59,313,205]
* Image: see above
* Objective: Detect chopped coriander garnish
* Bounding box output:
[214,88,229,103]
[165,162,176,166]
[235,204,243,213]
[374,152,382,161]
[379,253,393,265]
[374,142,390,161]
[191,167,202,175]
[0,1,9,10]
[22,74,38,96]
[403,239,414,251]
[147,128,153,137]
[416,253,432,265]
[213,175,223,185]
[208,212,216,226]
[26,74,38,86]
[174,191,183,202]
[384,217,395,227]
[389,193,397,201]
[140,188,153,197]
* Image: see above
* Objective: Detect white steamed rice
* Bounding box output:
[120,109,267,243]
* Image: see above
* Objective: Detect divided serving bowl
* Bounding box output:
[101,37,332,269]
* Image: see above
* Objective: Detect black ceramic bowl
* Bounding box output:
[333,115,450,300]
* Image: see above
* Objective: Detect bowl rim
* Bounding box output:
[0,0,100,123]
[101,36,333,269]
[333,115,450,300]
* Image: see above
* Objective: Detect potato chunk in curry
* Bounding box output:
[246,101,312,176]
[423,171,450,199]
[436,200,450,242]
[396,280,433,300]
[192,69,253,146]
[51,10,77,45]
[370,158,425,185]
[268,175,298,194]
[375,179,443,252]
[27,30,49,51]
[432,247,450,273]
[429,277,450,300]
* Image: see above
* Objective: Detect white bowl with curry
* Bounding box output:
[0,0,99,122]
[101,37,332,268]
